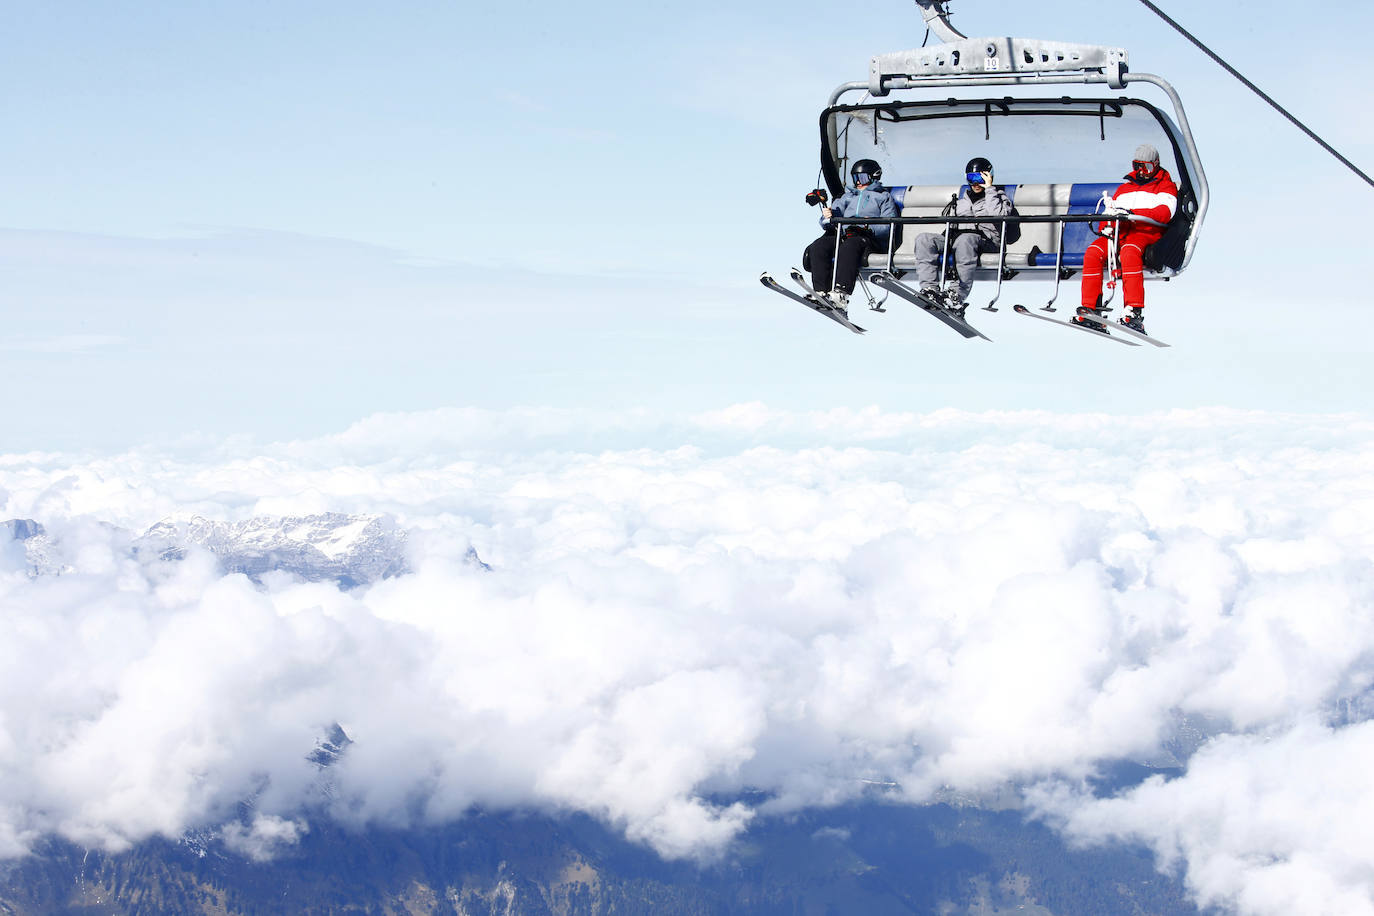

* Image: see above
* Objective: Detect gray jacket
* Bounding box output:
[950,186,1014,245]
[822,182,898,245]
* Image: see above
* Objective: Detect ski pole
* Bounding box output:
[1103,219,1121,310]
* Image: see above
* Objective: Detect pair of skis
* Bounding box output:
[758,269,867,334]
[866,271,989,341]
[760,268,990,340]
[1011,304,1170,347]
[1013,209,1170,347]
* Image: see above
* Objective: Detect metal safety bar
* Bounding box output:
[832,213,1163,229]
[828,212,1164,312]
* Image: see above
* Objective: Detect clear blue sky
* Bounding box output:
[3,0,1371,450]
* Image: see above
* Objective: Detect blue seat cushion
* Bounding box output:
[1061,182,1118,265]
[877,181,1123,270]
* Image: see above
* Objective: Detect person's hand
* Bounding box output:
[980,171,992,187]
[1104,203,1131,217]
[821,207,833,219]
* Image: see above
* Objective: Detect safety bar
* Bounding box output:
[829,212,1162,269]
[833,213,1164,228]
[826,212,1162,310]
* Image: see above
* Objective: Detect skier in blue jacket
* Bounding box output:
[804,159,897,314]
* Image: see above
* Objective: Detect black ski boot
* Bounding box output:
[917,285,944,309]
[942,286,967,318]
[1073,308,1108,334]
[1119,308,1146,334]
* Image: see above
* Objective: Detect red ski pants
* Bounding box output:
[1081,234,1153,310]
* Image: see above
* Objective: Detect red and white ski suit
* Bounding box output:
[1081,167,1178,312]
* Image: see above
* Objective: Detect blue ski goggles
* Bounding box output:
[851,172,873,186]
[966,171,989,184]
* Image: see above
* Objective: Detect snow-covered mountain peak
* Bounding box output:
[8,512,490,587]
[136,512,409,587]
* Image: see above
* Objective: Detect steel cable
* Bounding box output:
[1134,0,1374,189]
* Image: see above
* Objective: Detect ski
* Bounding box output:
[1077,308,1171,348]
[788,267,819,298]
[759,272,866,334]
[867,272,990,341]
[1012,304,1141,346]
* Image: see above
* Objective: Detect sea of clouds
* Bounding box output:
[3,404,1373,914]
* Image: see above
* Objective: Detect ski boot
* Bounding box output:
[826,289,851,319]
[1119,308,1146,334]
[1073,307,1108,334]
[941,286,967,319]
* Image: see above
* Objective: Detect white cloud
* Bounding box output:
[222,815,309,862]
[1031,723,1374,916]
[2,405,1374,913]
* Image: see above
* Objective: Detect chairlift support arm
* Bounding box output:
[913,0,965,43]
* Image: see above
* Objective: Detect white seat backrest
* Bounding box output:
[893,183,1081,255]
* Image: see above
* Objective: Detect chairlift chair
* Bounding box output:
[820,0,1208,314]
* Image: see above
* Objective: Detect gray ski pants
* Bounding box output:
[913,231,995,301]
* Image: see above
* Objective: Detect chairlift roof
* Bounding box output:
[819,96,1197,201]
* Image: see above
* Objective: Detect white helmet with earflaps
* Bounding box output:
[1131,143,1161,179]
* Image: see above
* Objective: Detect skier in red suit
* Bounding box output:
[1076,143,1178,335]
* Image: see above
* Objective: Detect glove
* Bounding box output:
[1104,203,1131,217]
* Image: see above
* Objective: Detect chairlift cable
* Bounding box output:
[1133,0,1374,189]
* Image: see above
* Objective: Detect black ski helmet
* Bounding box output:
[965,156,994,178]
[851,158,882,184]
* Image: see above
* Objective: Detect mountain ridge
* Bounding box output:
[4,511,491,586]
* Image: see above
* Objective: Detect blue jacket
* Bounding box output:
[822,182,897,245]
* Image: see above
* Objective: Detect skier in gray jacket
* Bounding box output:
[913,157,1013,312]
[804,158,897,314]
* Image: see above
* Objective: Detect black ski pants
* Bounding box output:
[804,231,874,294]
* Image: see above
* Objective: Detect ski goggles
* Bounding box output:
[851,172,873,185]
[1131,160,1158,174]
[966,172,989,184]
